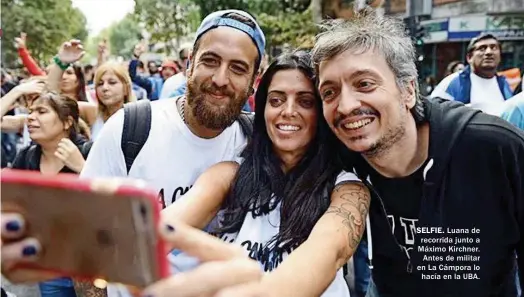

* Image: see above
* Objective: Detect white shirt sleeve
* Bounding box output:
[430,73,457,101]
[335,170,361,185]
[160,73,184,99]
[80,109,127,179]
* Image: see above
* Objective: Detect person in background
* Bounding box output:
[130,60,148,100]
[128,43,176,100]
[246,53,269,111]
[500,90,523,297]
[444,60,465,77]
[84,64,94,86]
[83,62,136,141]
[160,47,191,99]
[136,60,146,75]
[513,74,523,96]
[1,77,48,148]
[1,69,19,97]
[159,60,178,81]
[147,60,160,76]
[50,43,136,141]
[10,92,92,297]
[14,33,93,103]
[420,76,435,96]
[1,79,47,167]
[431,33,513,115]
[501,92,524,130]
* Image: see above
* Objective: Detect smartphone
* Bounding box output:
[1,170,170,288]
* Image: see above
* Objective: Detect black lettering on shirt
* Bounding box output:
[158,185,193,209]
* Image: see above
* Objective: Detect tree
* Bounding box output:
[108,13,142,59]
[134,0,200,55]
[193,0,248,20]
[193,0,310,20]
[257,9,317,50]
[186,0,313,54]
[1,0,88,68]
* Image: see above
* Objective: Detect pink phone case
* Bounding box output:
[1,169,170,287]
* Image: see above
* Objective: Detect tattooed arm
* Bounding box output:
[73,280,108,297]
[260,181,370,297]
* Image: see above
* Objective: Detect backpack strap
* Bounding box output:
[238,111,254,139]
[121,100,152,174]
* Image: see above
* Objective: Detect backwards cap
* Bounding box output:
[194,10,266,66]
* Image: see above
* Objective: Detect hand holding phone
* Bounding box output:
[1,170,169,288]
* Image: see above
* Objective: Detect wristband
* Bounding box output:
[53,55,70,71]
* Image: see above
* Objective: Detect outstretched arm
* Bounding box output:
[261,180,370,297]
[162,161,239,230]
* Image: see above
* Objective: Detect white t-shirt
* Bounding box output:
[218,171,358,297]
[469,72,506,116]
[431,72,506,115]
[80,98,247,207]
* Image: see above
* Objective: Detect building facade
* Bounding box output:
[393,0,523,81]
[332,0,523,81]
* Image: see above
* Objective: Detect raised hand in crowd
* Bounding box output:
[98,38,109,65]
[47,39,85,95]
[1,79,46,133]
[133,41,147,59]
[58,39,85,64]
[14,32,27,49]
[13,79,46,97]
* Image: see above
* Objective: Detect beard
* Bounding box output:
[362,96,408,159]
[186,76,250,130]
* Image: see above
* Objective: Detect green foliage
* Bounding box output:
[108,14,142,59]
[134,0,200,55]
[1,0,88,68]
[257,9,317,49]
[191,0,314,50]
[82,28,110,64]
[194,0,310,20]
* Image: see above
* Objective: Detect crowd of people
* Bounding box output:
[1,6,523,297]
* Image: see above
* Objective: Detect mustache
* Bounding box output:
[201,83,234,97]
[334,108,379,127]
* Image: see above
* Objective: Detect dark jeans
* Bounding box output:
[39,278,76,297]
[354,240,372,297]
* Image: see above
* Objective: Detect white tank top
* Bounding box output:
[218,170,357,297]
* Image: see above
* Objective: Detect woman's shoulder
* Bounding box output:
[334,170,361,185]
[11,144,40,170]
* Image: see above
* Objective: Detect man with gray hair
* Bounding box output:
[311,10,524,297]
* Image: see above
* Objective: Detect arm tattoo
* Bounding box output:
[73,280,108,297]
[326,182,370,251]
